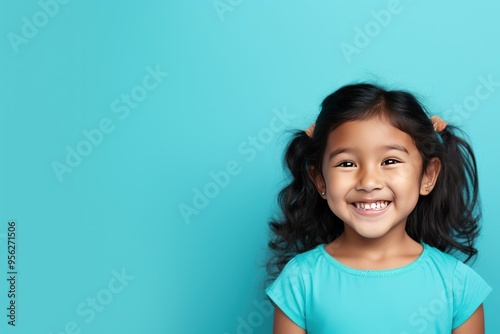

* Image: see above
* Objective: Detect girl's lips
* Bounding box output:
[350,201,392,216]
[352,200,391,210]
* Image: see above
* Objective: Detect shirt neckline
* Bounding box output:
[318,243,429,277]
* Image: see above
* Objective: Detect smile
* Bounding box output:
[352,201,391,211]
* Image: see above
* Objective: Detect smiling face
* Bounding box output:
[312,116,440,241]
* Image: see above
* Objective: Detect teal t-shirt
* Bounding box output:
[265,243,492,333]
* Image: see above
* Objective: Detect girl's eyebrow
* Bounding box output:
[328,144,409,161]
[383,144,409,154]
[328,147,355,161]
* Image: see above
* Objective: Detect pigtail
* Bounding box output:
[266,130,342,280]
[408,125,480,263]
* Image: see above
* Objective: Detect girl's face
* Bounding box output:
[313,116,440,241]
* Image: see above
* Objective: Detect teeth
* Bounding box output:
[354,201,389,211]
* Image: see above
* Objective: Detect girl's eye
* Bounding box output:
[382,159,400,166]
[336,161,356,168]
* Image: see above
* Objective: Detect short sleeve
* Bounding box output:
[452,261,492,329]
[265,257,306,329]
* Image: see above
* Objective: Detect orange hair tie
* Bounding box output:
[305,123,315,138]
[430,116,447,133]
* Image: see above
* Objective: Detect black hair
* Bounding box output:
[266,83,480,280]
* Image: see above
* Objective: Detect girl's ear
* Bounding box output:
[308,165,327,198]
[420,157,441,195]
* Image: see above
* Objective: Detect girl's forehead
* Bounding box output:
[325,118,418,153]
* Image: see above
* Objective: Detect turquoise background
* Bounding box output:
[1,1,499,333]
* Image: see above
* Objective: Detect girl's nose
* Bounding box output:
[355,167,383,192]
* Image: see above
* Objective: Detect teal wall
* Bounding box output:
[1,1,498,333]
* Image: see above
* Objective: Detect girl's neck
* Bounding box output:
[325,231,423,270]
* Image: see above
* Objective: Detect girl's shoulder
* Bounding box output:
[423,243,459,261]
[292,243,326,266]
[419,243,492,304]
[277,244,326,277]
[422,243,466,272]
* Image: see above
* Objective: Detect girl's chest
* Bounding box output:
[306,276,454,334]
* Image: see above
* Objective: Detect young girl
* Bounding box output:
[265,83,492,334]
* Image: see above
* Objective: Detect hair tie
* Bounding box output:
[430,116,447,133]
[305,123,315,138]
